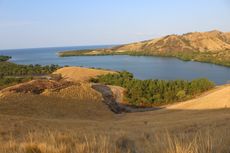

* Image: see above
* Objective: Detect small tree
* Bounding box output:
[176,90,186,100]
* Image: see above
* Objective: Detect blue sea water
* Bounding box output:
[0,45,230,85]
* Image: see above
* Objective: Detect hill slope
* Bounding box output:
[0,66,230,152]
[115,30,230,53]
[166,85,230,110]
[59,30,230,66]
[0,84,230,152]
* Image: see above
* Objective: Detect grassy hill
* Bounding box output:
[59,30,230,67]
[0,66,230,152]
[0,84,230,153]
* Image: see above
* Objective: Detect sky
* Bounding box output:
[0,0,229,50]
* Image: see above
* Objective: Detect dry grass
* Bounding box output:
[0,132,116,153]
[116,30,230,52]
[0,128,230,153]
[0,79,73,98]
[54,67,116,82]
[0,76,230,152]
[42,83,103,102]
[167,85,230,110]
[159,130,230,153]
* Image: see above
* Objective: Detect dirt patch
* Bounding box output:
[108,85,126,104]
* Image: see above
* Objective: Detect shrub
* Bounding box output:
[0,55,11,62]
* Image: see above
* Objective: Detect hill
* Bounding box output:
[53,66,116,82]
[114,30,230,53]
[0,79,230,152]
[0,66,229,152]
[59,30,230,66]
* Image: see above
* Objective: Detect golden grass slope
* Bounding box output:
[115,30,230,52]
[167,85,230,110]
[54,66,116,82]
[0,67,230,152]
[0,83,230,152]
[43,82,103,102]
[0,80,71,98]
[1,128,230,153]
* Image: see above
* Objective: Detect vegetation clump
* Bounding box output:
[91,71,215,106]
[0,55,11,62]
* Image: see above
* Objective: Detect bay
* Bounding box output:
[0,45,230,85]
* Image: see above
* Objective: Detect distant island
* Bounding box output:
[59,30,230,67]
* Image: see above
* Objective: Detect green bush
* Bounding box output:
[0,55,11,62]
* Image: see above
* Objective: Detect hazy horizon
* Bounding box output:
[0,0,230,50]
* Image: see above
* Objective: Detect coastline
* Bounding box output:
[58,49,230,67]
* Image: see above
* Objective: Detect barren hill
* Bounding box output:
[115,30,230,53]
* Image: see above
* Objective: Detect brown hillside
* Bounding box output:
[0,85,230,152]
[166,85,230,110]
[0,80,72,97]
[59,30,230,66]
[115,30,230,52]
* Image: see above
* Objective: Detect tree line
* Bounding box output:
[91,71,215,106]
[0,62,60,77]
[0,60,61,89]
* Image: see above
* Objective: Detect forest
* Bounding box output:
[91,71,215,106]
[0,62,60,77]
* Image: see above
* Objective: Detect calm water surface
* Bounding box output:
[0,46,230,85]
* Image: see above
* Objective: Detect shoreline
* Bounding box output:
[58,50,230,68]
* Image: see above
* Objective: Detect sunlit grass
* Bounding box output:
[1,128,229,153]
